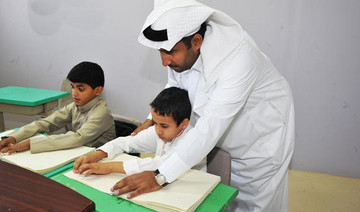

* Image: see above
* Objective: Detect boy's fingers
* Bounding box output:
[84,169,94,177]
[0,141,5,149]
[73,157,84,171]
[0,147,9,153]
[0,140,9,149]
[7,148,16,155]
[74,156,90,171]
[111,171,162,198]
[78,163,93,174]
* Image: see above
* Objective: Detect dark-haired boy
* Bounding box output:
[73,87,206,180]
[0,61,116,154]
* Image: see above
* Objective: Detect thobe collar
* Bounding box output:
[190,55,203,74]
[76,96,100,113]
[169,123,192,143]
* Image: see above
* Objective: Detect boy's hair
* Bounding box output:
[67,61,105,89]
[150,87,191,126]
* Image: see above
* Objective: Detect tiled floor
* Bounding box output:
[289,169,360,212]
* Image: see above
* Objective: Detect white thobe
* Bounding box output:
[138,1,295,211]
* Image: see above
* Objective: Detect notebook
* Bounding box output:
[0,130,95,174]
[64,153,220,212]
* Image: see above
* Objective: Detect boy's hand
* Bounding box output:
[0,139,30,155]
[77,162,124,176]
[73,150,107,173]
[0,137,16,151]
[77,163,113,176]
[131,119,153,136]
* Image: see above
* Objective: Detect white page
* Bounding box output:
[64,153,220,212]
[0,130,95,173]
[0,129,16,138]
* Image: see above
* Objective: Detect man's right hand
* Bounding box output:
[131,119,153,136]
[0,137,16,151]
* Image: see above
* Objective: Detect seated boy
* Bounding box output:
[0,61,116,154]
[73,87,206,177]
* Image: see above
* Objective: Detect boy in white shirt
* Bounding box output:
[73,87,206,177]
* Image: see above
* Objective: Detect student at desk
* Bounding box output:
[73,87,206,192]
[0,61,116,154]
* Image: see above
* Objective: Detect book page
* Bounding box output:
[0,130,95,174]
[64,153,220,212]
[0,129,16,138]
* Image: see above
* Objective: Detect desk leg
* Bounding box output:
[0,112,5,132]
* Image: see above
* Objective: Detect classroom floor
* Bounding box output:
[289,169,360,212]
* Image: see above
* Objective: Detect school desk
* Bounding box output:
[0,160,95,212]
[0,86,70,131]
[45,162,239,212]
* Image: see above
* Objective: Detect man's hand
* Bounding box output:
[0,139,30,154]
[111,171,162,199]
[131,119,153,136]
[0,137,16,151]
[73,150,107,174]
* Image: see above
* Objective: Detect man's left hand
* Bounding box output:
[111,171,162,198]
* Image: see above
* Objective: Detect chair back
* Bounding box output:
[112,114,141,157]
[60,79,73,108]
[207,147,231,185]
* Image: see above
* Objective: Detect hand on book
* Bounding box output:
[76,162,125,177]
[0,139,30,155]
[0,137,16,151]
[111,171,162,199]
[73,150,107,174]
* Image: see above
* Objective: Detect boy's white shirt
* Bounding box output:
[98,124,206,175]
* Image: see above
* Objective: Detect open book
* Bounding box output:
[0,130,95,174]
[64,154,221,212]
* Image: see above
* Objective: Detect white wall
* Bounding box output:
[0,0,359,178]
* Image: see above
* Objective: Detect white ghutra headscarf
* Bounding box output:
[138,0,255,88]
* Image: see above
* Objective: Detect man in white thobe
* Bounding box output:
[112,1,295,211]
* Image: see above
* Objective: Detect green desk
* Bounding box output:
[0,86,70,131]
[45,163,238,212]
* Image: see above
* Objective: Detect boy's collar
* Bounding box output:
[76,96,100,112]
[169,123,192,142]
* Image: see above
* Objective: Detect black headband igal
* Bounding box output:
[143,25,168,42]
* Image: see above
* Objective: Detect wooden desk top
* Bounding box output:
[0,161,95,212]
[0,86,70,106]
